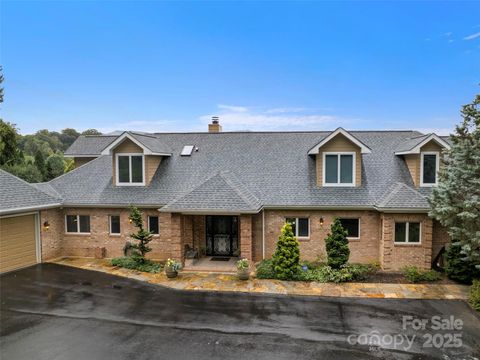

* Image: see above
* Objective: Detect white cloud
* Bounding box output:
[200,105,347,131]
[463,32,480,40]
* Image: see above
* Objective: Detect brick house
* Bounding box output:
[0,120,452,272]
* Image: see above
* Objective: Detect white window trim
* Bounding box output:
[286,217,310,239]
[322,151,356,187]
[339,218,361,240]
[115,153,146,186]
[420,151,440,187]
[65,215,91,234]
[394,221,422,244]
[109,215,121,235]
[148,215,160,236]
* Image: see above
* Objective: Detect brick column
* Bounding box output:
[240,215,253,261]
[422,217,433,270]
[381,214,394,271]
[170,213,184,262]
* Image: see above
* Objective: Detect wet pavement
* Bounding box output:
[1,264,479,360]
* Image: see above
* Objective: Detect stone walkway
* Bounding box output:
[53,257,470,300]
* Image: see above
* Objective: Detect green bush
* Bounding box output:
[325,218,350,269]
[469,280,480,312]
[294,263,376,283]
[255,259,276,279]
[403,266,441,283]
[444,244,480,284]
[272,223,300,280]
[111,256,163,273]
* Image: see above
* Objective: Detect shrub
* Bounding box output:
[236,259,249,270]
[272,223,300,280]
[469,280,480,312]
[325,218,350,269]
[294,263,377,283]
[111,256,162,273]
[444,244,480,284]
[255,259,276,279]
[128,206,154,263]
[403,266,441,283]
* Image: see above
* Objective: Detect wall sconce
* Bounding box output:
[43,221,50,231]
[128,217,133,224]
[319,217,324,227]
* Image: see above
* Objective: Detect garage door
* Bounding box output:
[0,214,38,273]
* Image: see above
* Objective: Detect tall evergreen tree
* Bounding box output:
[272,223,300,280]
[325,218,350,269]
[128,206,154,263]
[34,150,47,181]
[429,94,480,266]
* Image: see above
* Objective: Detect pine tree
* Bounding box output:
[429,94,480,266]
[34,150,47,181]
[128,206,153,263]
[272,223,300,280]
[325,218,350,269]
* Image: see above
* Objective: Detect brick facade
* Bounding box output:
[39,206,449,270]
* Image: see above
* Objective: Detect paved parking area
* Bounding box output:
[1,264,479,360]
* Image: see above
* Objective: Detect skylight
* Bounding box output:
[181,145,194,156]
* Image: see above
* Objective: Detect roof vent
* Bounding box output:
[181,145,195,156]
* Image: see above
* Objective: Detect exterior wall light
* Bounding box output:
[319,217,324,227]
[43,221,50,231]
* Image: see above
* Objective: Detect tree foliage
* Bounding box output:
[272,222,300,280]
[128,206,154,263]
[429,94,480,266]
[325,218,350,269]
[444,243,480,284]
[0,120,23,166]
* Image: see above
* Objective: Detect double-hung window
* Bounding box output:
[420,152,439,186]
[116,154,144,185]
[148,216,159,235]
[339,218,360,239]
[66,215,90,234]
[323,152,355,186]
[109,215,121,235]
[286,218,309,238]
[394,222,421,244]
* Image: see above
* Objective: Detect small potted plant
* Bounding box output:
[236,259,250,280]
[165,258,181,278]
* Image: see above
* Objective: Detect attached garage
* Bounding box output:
[0,213,40,273]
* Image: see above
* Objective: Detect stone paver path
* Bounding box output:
[53,257,470,300]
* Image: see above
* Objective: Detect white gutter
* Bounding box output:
[0,203,63,216]
[262,208,265,260]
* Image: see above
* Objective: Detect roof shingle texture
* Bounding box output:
[50,130,431,210]
[0,170,62,213]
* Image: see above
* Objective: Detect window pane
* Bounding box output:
[149,216,159,234]
[118,156,130,183]
[408,222,420,243]
[110,215,121,234]
[423,154,437,184]
[339,218,359,238]
[66,215,77,233]
[286,218,296,236]
[79,215,90,233]
[340,155,353,183]
[131,156,143,183]
[298,218,309,237]
[325,155,338,183]
[395,222,406,242]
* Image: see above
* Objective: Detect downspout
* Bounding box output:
[262,209,265,260]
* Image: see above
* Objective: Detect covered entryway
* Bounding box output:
[0,213,40,273]
[206,216,239,256]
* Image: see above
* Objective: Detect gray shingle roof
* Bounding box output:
[376,182,429,210]
[64,135,117,156]
[0,170,62,215]
[394,134,430,153]
[161,171,262,213]
[128,132,172,154]
[48,130,433,211]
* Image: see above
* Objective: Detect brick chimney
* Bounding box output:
[208,116,222,133]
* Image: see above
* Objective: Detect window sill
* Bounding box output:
[347,237,360,241]
[109,234,122,237]
[297,237,310,241]
[394,242,422,246]
[322,183,356,187]
[65,232,91,236]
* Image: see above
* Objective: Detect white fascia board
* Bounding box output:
[395,134,451,155]
[63,154,100,158]
[100,132,171,156]
[0,203,63,216]
[307,127,372,155]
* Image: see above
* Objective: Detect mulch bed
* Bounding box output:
[356,271,457,284]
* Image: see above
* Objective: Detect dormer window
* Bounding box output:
[323,152,355,186]
[420,152,439,186]
[116,154,145,186]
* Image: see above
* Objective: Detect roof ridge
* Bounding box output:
[219,171,261,209]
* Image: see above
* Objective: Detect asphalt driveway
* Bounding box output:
[1,264,479,360]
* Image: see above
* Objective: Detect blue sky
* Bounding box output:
[1,1,479,135]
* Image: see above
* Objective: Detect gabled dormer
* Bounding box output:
[308,128,371,187]
[100,132,172,186]
[395,134,451,188]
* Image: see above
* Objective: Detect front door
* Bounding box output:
[206,216,239,256]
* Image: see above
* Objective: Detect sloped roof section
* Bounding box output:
[376,182,429,210]
[395,134,451,155]
[160,171,262,213]
[64,135,117,156]
[307,127,372,155]
[0,170,62,215]
[100,132,172,156]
